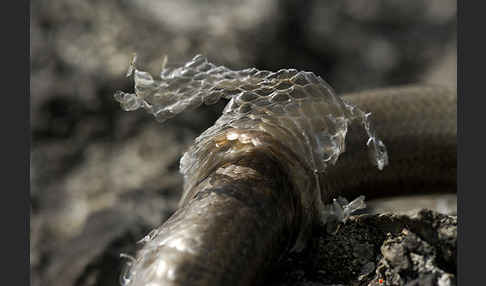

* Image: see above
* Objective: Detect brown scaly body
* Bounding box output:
[322,86,456,203]
[115,55,456,285]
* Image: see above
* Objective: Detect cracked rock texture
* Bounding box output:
[268,210,456,286]
[30,0,456,285]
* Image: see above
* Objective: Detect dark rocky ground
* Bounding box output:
[30,0,457,285]
[269,209,456,286]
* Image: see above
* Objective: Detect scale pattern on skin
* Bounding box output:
[114,55,389,285]
[115,54,388,192]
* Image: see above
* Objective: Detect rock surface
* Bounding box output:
[269,209,456,286]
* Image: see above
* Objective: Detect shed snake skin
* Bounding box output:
[114,55,456,286]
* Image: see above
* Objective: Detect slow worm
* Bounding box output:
[114,55,456,286]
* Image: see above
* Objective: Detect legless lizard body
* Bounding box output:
[114,55,456,286]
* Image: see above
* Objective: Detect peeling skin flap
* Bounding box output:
[114,54,388,180]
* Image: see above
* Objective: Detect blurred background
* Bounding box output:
[30,0,456,285]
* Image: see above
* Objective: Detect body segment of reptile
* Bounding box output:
[114,55,456,286]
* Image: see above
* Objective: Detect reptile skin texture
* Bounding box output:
[115,56,456,286]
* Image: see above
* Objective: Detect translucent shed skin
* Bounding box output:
[115,56,456,286]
